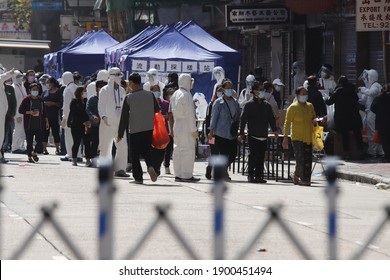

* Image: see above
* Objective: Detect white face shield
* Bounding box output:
[109,70,123,85]
[147,72,158,86]
[358,70,369,87]
[212,66,225,82]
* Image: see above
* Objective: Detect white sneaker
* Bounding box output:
[165,167,171,174]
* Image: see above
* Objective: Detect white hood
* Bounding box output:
[62,71,74,85]
[178,74,192,92]
[97,69,109,82]
[12,70,23,85]
[366,69,379,88]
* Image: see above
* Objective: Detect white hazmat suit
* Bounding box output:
[359,69,384,156]
[86,82,96,99]
[61,71,80,159]
[0,66,14,161]
[291,61,307,95]
[238,74,255,108]
[11,70,27,152]
[170,74,198,180]
[143,68,165,94]
[212,66,226,97]
[98,67,128,173]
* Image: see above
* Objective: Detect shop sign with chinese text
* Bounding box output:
[225,5,289,26]
[356,0,390,31]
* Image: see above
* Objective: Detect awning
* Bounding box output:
[0,39,50,49]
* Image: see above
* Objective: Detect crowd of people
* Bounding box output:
[0,61,389,186]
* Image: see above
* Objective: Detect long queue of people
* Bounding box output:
[1,63,389,187]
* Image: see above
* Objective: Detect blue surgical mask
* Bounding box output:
[153,91,161,98]
[224,88,233,97]
[31,90,39,97]
[274,85,281,92]
[299,95,308,103]
[217,91,223,98]
[259,91,266,99]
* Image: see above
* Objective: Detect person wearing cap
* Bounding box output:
[11,70,28,154]
[41,77,63,155]
[208,78,240,181]
[272,78,285,109]
[143,68,165,95]
[169,73,200,183]
[238,74,256,108]
[118,72,159,184]
[239,81,278,183]
[98,67,129,177]
[0,66,15,163]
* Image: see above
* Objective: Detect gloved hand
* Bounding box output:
[102,116,110,127]
[61,118,67,128]
[192,131,198,139]
[6,68,14,75]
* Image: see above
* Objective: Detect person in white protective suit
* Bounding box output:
[60,71,81,161]
[11,70,27,153]
[143,68,165,94]
[238,74,256,108]
[212,66,225,98]
[291,61,307,96]
[97,69,109,83]
[358,69,384,157]
[98,67,129,177]
[318,64,337,96]
[192,92,208,120]
[0,65,14,163]
[169,74,200,182]
[86,82,96,99]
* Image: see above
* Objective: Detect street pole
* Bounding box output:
[98,159,115,259]
[326,157,338,260]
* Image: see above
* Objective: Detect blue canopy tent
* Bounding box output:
[177,21,241,92]
[61,29,119,77]
[44,32,93,78]
[105,25,168,68]
[122,26,223,100]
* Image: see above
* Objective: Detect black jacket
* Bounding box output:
[326,83,362,131]
[5,84,16,118]
[239,97,277,138]
[307,85,327,117]
[371,92,390,131]
[68,99,89,129]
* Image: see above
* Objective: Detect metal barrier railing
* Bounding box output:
[0,156,389,260]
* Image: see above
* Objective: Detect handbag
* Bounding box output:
[224,100,239,137]
[373,130,381,144]
[152,112,170,149]
[312,124,324,151]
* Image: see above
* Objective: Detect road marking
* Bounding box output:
[355,241,380,250]
[9,213,22,219]
[252,206,267,211]
[297,221,314,226]
[52,255,68,260]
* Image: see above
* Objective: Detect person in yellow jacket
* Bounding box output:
[282,86,317,186]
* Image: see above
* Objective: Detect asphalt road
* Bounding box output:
[1,148,389,260]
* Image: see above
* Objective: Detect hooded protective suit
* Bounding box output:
[212,66,225,98]
[143,68,165,94]
[359,69,384,156]
[238,74,255,108]
[0,66,14,160]
[97,69,109,83]
[11,70,27,152]
[98,67,127,172]
[61,71,79,158]
[291,61,307,95]
[170,74,197,179]
[86,82,96,99]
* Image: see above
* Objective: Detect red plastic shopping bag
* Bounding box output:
[373,130,381,144]
[152,112,170,149]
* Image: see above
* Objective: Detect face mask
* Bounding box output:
[259,91,266,99]
[216,91,223,98]
[28,76,35,83]
[298,95,308,103]
[77,82,83,86]
[246,82,253,90]
[42,85,49,91]
[321,72,327,78]
[16,77,24,84]
[224,88,233,97]
[31,90,39,97]
[153,91,161,98]
[214,73,221,81]
[274,85,281,92]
